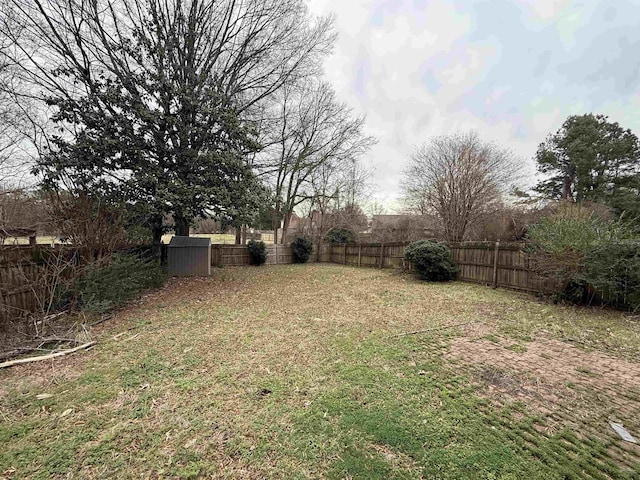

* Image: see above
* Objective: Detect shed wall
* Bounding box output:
[168,246,211,276]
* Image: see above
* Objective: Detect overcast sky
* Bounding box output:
[306,0,640,212]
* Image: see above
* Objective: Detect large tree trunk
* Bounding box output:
[151,215,164,258]
[272,208,280,245]
[281,212,291,244]
[235,227,241,244]
[241,225,247,245]
[562,174,575,200]
[174,215,190,236]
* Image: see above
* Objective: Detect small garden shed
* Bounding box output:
[167,236,211,276]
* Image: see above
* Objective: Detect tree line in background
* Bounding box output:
[3,2,637,255]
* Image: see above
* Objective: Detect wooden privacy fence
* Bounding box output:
[324,241,557,294]
[210,244,331,267]
[0,240,557,322]
[450,242,557,294]
[0,262,45,323]
[210,242,555,294]
[325,243,409,269]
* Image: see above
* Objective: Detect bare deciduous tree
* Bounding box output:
[262,80,375,243]
[296,159,373,245]
[401,131,520,242]
[0,27,36,187]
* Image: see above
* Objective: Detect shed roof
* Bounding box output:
[168,236,211,248]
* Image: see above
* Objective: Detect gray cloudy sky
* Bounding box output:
[306,0,640,211]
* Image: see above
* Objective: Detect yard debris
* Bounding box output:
[391,321,477,338]
[609,422,638,444]
[60,409,73,418]
[0,342,96,369]
[36,393,53,400]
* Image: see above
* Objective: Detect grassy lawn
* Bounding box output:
[1,264,639,479]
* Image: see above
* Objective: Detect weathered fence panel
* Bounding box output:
[210,244,331,267]
[0,262,45,323]
[325,243,410,269]
[450,242,556,293]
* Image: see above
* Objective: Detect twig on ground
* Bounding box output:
[0,341,96,369]
[390,321,476,338]
[91,313,114,327]
[35,311,68,327]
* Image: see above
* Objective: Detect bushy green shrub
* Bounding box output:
[78,253,167,314]
[291,236,313,264]
[581,241,640,312]
[526,202,639,306]
[404,240,457,281]
[125,225,153,244]
[325,228,355,244]
[247,240,267,266]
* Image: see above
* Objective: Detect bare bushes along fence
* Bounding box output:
[0,246,76,327]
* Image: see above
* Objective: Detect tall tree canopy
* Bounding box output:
[260,80,375,243]
[401,132,519,242]
[1,0,335,242]
[534,114,640,217]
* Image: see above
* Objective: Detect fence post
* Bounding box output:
[343,244,347,265]
[275,244,279,264]
[358,244,362,267]
[379,243,384,269]
[492,241,500,288]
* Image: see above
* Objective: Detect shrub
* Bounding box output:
[291,236,313,264]
[125,225,153,245]
[247,240,267,266]
[581,241,640,312]
[526,202,639,306]
[325,228,355,244]
[77,253,167,314]
[404,240,457,281]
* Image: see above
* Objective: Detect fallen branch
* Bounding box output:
[0,341,96,369]
[0,338,82,362]
[390,322,476,338]
[0,347,50,362]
